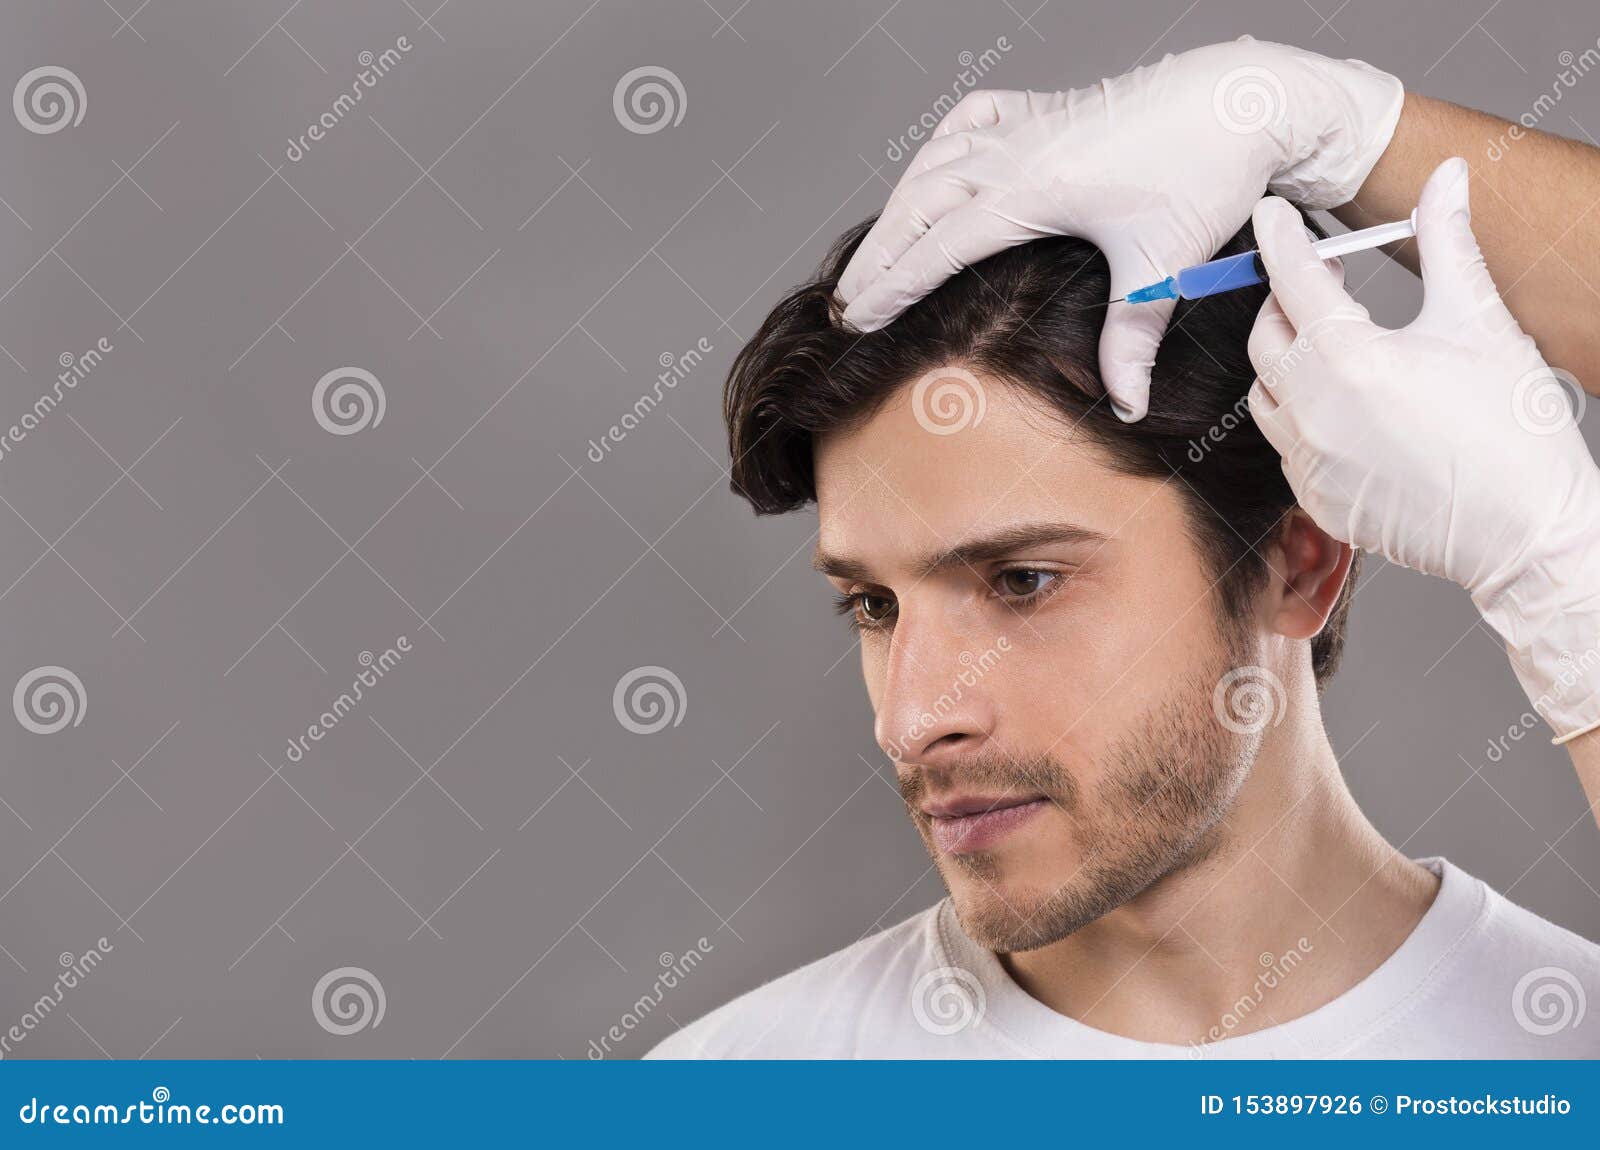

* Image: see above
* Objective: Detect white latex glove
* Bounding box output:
[1248,156,1600,743]
[835,36,1404,421]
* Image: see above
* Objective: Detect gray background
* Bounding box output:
[0,0,1595,1059]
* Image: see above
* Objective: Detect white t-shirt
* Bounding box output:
[648,858,1600,1058]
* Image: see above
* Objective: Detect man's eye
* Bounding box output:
[857,593,896,622]
[996,569,1058,599]
[833,590,896,630]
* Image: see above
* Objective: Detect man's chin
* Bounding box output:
[948,888,1061,953]
[942,864,1082,953]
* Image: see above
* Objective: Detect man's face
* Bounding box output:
[813,370,1262,952]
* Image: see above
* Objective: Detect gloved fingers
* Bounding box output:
[840,197,1031,332]
[1411,155,1517,335]
[1252,196,1372,345]
[903,129,982,180]
[1246,378,1288,449]
[1098,297,1176,422]
[930,89,1033,138]
[836,163,985,309]
[1247,385,1331,528]
[1248,293,1296,379]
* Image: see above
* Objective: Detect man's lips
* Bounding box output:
[923,793,1049,854]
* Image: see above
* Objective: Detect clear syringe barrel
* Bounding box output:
[1123,210,1417,305]
[1174,251,1267,300]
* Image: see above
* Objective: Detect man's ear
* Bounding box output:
[1264,509,1355,642]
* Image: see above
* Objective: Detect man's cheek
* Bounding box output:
[985,640,1141,768]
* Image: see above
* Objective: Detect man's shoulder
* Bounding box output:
[1474,867,1600,971]
[1405,860,1600,1056]
[646,902,945,1059]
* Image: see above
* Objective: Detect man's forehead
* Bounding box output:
[813,373,1131,546]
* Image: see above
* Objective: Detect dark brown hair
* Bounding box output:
[723,214,1358,686]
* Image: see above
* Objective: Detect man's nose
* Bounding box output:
[873,613,998,767]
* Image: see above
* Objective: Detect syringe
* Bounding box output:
[1122,210,1418,305]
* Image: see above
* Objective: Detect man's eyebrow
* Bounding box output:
[812,522,1110,582]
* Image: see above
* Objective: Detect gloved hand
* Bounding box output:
[835,36,1404,421]
[1248,156,1600,743]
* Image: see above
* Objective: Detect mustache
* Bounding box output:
[898,753,1080,814]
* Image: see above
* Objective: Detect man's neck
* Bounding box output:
[999,706,1440,1047]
